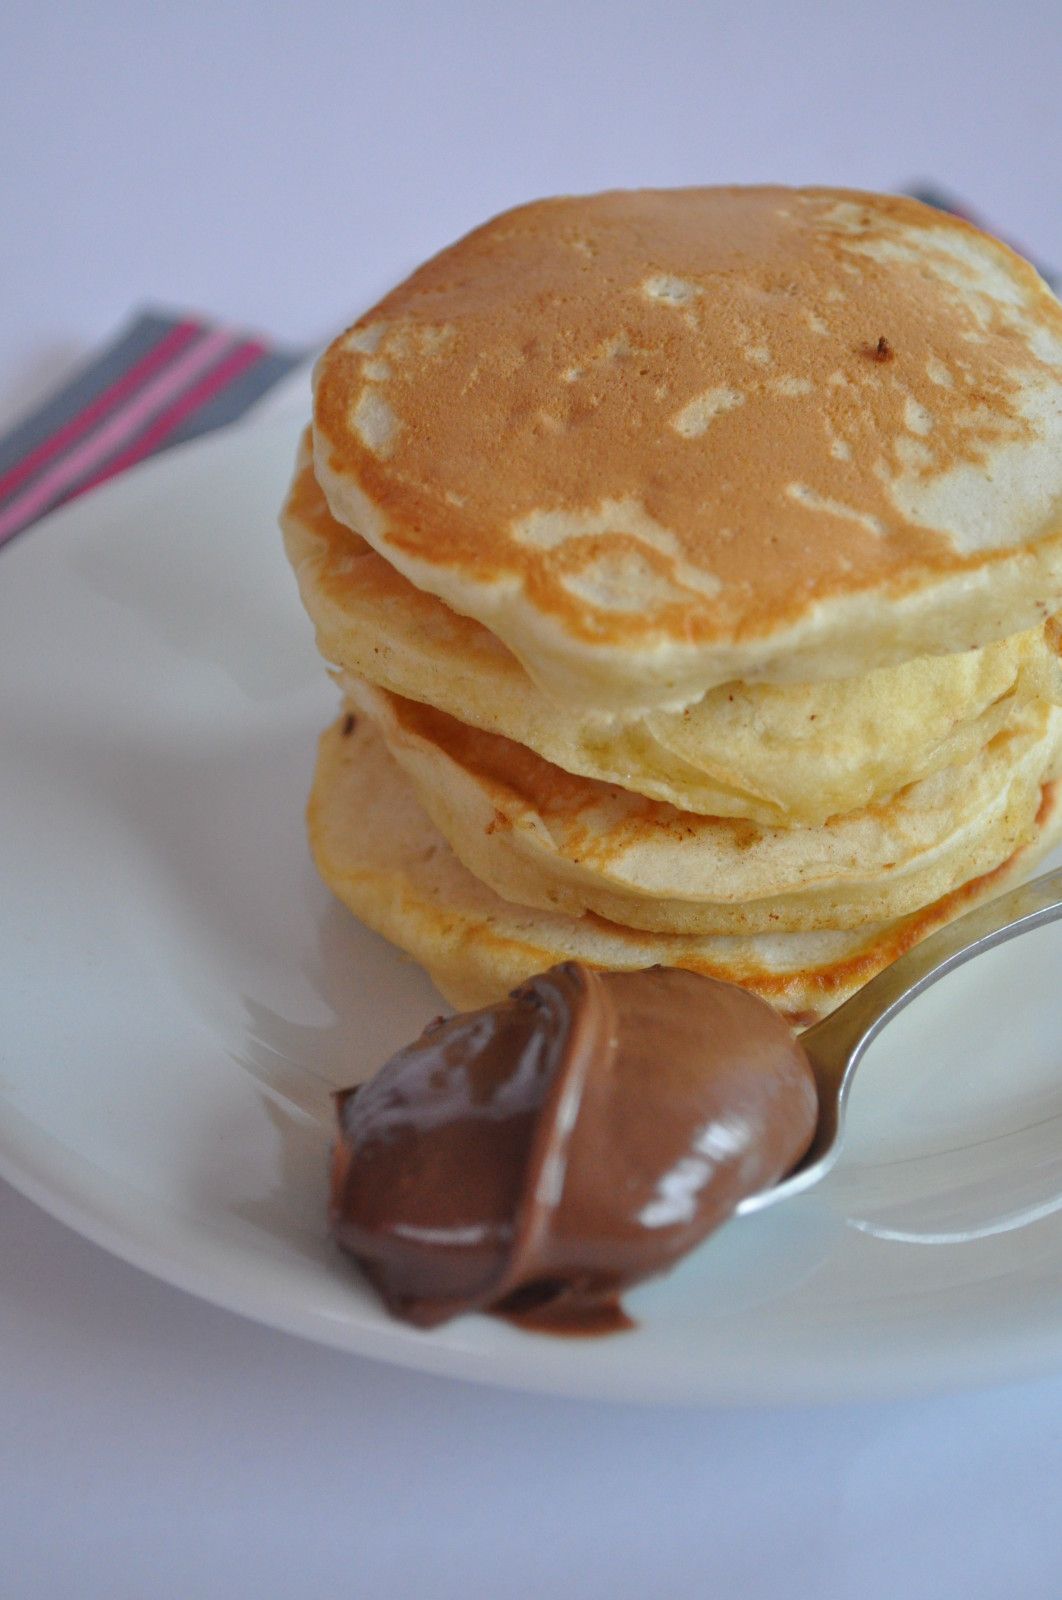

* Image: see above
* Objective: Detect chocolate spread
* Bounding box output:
[330,963,817,1334]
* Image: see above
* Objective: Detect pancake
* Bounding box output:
[282,441,1062,826]
[349,677,1062,934]
[308,713,1062,1022]
[313,187,1062,715]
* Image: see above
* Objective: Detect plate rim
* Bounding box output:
[3,414,1062,1408]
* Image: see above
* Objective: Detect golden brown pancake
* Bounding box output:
[308,713,1062,1023]
[282,438,1062,825]
[284,186,1062,1018]
[313,187,1062,713]
[349,676,1062,934]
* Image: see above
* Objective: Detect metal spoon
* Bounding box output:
[735,863,1062,1217]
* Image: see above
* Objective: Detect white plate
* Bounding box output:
[3,414,1062,1405]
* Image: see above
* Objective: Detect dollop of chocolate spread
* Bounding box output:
[330,963,817,1335]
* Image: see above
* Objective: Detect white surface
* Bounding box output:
[2,0,1061,1591]
[6,414,1062,1411]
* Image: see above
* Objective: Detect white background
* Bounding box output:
[3,1,1062,1594]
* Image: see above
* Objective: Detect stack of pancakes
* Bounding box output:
[283,186,1062,1024]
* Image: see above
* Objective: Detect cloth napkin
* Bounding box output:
[0,312,306,551]
[1,189,1054,552]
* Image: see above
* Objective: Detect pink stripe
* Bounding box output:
[0,329,237,546]
[0,321,201,503]
[76,340,267,495]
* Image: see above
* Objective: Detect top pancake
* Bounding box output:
[314,186,1062,713]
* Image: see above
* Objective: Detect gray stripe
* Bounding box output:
[164,347,307,451]
[0,311,184,481]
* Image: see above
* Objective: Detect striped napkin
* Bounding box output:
[0,311,306,551]
[0,190,1054,553]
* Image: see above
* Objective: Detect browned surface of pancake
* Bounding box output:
[315,187,1062,660]
[306,713,1062,1025]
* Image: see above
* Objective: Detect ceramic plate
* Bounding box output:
[3,413,1062,1404]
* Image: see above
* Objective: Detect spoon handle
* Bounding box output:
[794,862,1062,1175]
